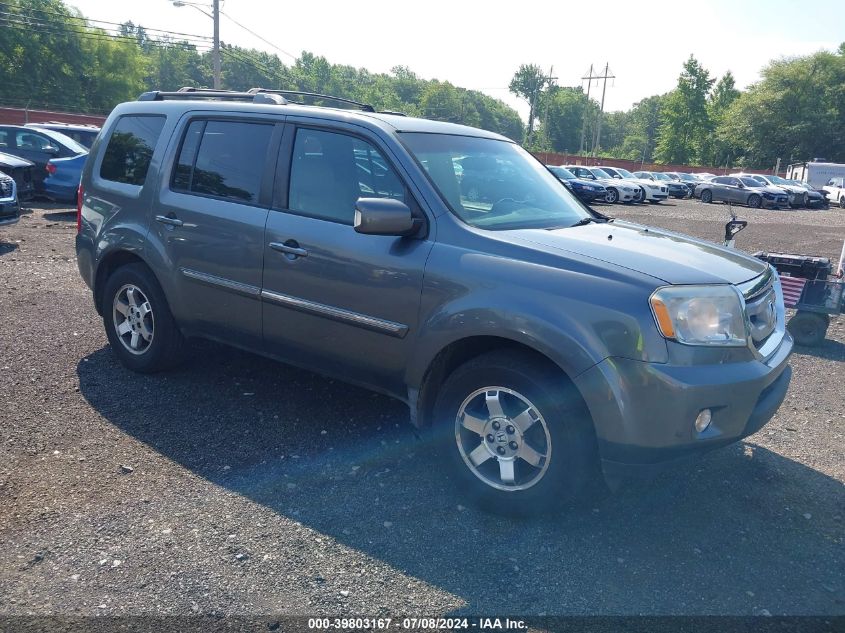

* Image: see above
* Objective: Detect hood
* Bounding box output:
[0,151,34,169]
[565,178,605,189]
[506,220,768,285]
[752,185,788,195]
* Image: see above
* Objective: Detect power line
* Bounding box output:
[5,4,213,41]
[218,10,296,61]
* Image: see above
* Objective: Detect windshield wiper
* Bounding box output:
[569,217,600,227]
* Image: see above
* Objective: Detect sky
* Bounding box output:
[66,0,843,120]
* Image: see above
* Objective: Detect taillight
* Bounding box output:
[77,184,83,233]
[46,162,57,175]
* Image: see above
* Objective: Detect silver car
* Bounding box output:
[695,175,788,208]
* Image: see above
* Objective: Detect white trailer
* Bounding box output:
[785,161,845,188]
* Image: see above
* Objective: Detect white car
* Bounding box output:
[598,166,669,203]
[565,165,639,203]
[737,173,808,208]
[822,177,845,208]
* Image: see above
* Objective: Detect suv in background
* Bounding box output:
[823,177,845,208]
[26,122,101,149]
[0,125,88,193]
[76,88,793,513]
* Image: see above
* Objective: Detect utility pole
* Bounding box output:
[578,64,594,157]
[591,62,614,157]
[541,65,557,149]
[212,0,221,89]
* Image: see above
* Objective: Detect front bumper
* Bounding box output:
[574,189,608,202]
[574,332,793,481]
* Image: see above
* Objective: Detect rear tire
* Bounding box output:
[701,189,713,203]
[747,194,762,209]
[839,196,845,209]
[102,263,185,373]
[433,350,597,515]
[787,311,829,346]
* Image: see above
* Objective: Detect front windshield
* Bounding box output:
[741,177,763,187]
[402,133,588,231]
[653,173,672,181]
[590,168,612,179]
[678,173,697,182]
[548,166,575,180]
[615,167,636,178]
[768,175,789,185]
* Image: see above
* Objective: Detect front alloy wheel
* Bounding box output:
[606,188,619,204]
[456,387,551,491]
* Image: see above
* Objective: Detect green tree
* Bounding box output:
[538,86,596,154]
[617,94,666,163]
[700,71,740,167]
[509,64,549,145]
[654,55,714,164]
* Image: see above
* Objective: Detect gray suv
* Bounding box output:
[76,88,793,513]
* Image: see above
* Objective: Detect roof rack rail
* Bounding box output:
[378,110,407,117]
[248,88,375,112]
[138,88,287,105]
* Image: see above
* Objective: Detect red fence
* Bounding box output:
[533,151,771,176]
[0,107,106,127]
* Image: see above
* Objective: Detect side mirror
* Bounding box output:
[354,198,422,237]
[44,146,59,155]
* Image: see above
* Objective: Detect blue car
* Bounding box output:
[546,165,608,203]
[44,153,87,203]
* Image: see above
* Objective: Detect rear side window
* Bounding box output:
[171,119,272,204]
[100,115,166,186]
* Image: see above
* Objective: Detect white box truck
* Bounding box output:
[785,161,845,188]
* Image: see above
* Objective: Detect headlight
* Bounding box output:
[650,285,747,346]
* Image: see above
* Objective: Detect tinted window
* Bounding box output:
[16,131,59,152]
[172,120,272,204]
[288,128,405,224]
[100,115,166,186]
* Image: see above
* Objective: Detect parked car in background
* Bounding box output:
[0,151,34,201]
[786,180,829,209]
[0,124,88,193]
[693,172,717,181]
[695,175,788,208]
[26,122,101,149]
[546,165,608,203]
[44,153,87,203]
[665,172,701,191]
[565,165,638,203]
[0,170,20,226]
[458,155,533,203]
[738,173,808,208]
[634,171,690,199]
[822,177,845,208]
[598,166,665,203]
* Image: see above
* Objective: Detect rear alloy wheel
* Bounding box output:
[747,194,762,209]
[103,263,185,373]
[605,188,619,204]
[434,350,596,515]
[840,196,845,209]
[701,189,713,203]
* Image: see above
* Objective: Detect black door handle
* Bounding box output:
[269,240,308,258]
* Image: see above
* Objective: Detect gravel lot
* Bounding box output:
[0,199,843,618]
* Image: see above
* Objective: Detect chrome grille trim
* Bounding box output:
[739,266,786,360]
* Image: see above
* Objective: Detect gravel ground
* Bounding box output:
[0,200,842,618]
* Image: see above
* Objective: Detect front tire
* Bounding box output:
[747,194,762,209]
[433,350,596,515]
[605,188,619,204]
[102,263,185,373]
[701,189,713,203]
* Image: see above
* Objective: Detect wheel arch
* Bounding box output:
[410,334,591,431]
[93,250,156,316]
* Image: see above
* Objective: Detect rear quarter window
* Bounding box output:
[100,115,166,186]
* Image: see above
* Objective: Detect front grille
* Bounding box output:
[0,175,12,198]
[741,272,777,349]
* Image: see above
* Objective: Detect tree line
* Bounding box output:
[0,0,524,139]
[511,46,845,169]
[2,0,844,169]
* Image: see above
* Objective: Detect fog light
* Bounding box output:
[695,409,712,433]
